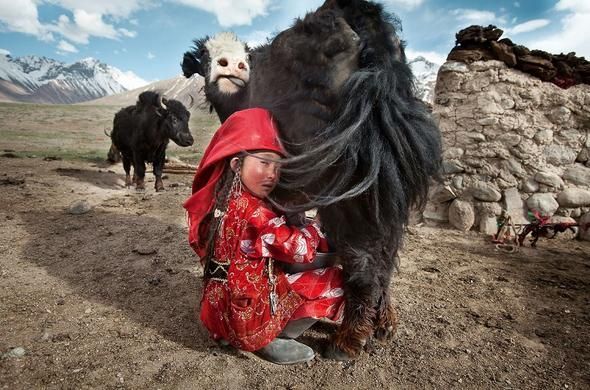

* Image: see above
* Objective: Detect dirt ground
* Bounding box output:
[1,155,589,389]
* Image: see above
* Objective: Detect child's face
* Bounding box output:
[240,151,282,198]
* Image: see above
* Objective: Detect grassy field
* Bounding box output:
[0,102,220,164]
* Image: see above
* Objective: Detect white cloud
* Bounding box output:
[0,48,10,55]
[57,40,78,53]
[244,30,272,47]
[0,0,53,41]
[147,51,155,59]
[514,2,520,8]
[405,49,446,65]
[527,11,590,58]
[172,0,272,27]
[451,9,507,26]
[383,0,424,10]
[0,0,145,45]
[555,0,590,13]
[52,0,148,19]
[73,10,118,39]
[507,19,550,35]
[47,14,89,44]
[118,28,136,38]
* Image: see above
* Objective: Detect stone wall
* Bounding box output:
[427,59,590,240]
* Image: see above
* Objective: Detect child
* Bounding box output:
[184,108,344,364]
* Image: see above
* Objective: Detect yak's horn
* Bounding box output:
[157,94,167,110]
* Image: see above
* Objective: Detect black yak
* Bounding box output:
[182,0,442,359]
[109,91,194,191]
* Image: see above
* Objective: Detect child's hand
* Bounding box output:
[286,212,306,227]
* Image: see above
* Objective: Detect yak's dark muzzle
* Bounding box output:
[175,133,194,147]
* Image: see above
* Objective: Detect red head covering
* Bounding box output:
[183,108,285,257]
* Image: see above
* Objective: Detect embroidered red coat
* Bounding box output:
[200,191,344,351]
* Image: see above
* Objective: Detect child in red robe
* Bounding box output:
[184,108,344,364]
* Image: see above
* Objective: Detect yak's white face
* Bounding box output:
[205,32,250,95]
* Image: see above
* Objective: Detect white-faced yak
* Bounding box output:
[182,0,442,359]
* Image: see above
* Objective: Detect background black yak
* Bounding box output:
[109,91,194,191]
[182,0,442,359]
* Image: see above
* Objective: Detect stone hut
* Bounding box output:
[426,25,590,241]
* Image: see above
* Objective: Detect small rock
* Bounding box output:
[3,347,26,358]
[471,182,502,202]
[557,188,590,208]
[133,246,158,255]
[449,199,475,231]
[526,193,559,216]
[68,200,92,215]
[534,171,564,189]
[479,215,498,235]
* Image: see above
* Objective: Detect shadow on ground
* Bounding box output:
[19,209,209,351]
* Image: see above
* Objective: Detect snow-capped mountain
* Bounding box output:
[0,55,148,104]
[409,56,441,104]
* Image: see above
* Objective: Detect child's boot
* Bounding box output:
[254,338,314,364]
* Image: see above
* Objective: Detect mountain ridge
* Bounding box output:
[0,54,148,104]
[0,53,440,106]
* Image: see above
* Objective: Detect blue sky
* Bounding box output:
[0,0,588,83]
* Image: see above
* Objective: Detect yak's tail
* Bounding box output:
[279,61,441,236]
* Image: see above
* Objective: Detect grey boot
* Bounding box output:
[254,338,315,364]
[279,317,318,339]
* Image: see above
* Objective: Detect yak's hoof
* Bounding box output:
[323,343,356,361]
[155,184,165,192]
[374,325,396,341]
[135,178,145,191]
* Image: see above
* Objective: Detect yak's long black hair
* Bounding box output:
[260,0,441,249]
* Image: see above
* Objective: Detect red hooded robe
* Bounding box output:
[184,108,343,351]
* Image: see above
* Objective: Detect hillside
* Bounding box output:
[82,74,206,110]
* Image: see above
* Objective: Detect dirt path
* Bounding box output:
[1,156,589,389]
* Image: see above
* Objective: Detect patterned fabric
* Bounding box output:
[200,191,344,351]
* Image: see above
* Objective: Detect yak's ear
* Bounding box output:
[181,37,209,78]
[182,51,205,77]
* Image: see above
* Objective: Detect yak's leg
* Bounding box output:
[122,155,133,187]
[153,148,166,192]
[373,285,398,342]
[373,252,399,342]
[325,249,379,360]
[133,154,146,191]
